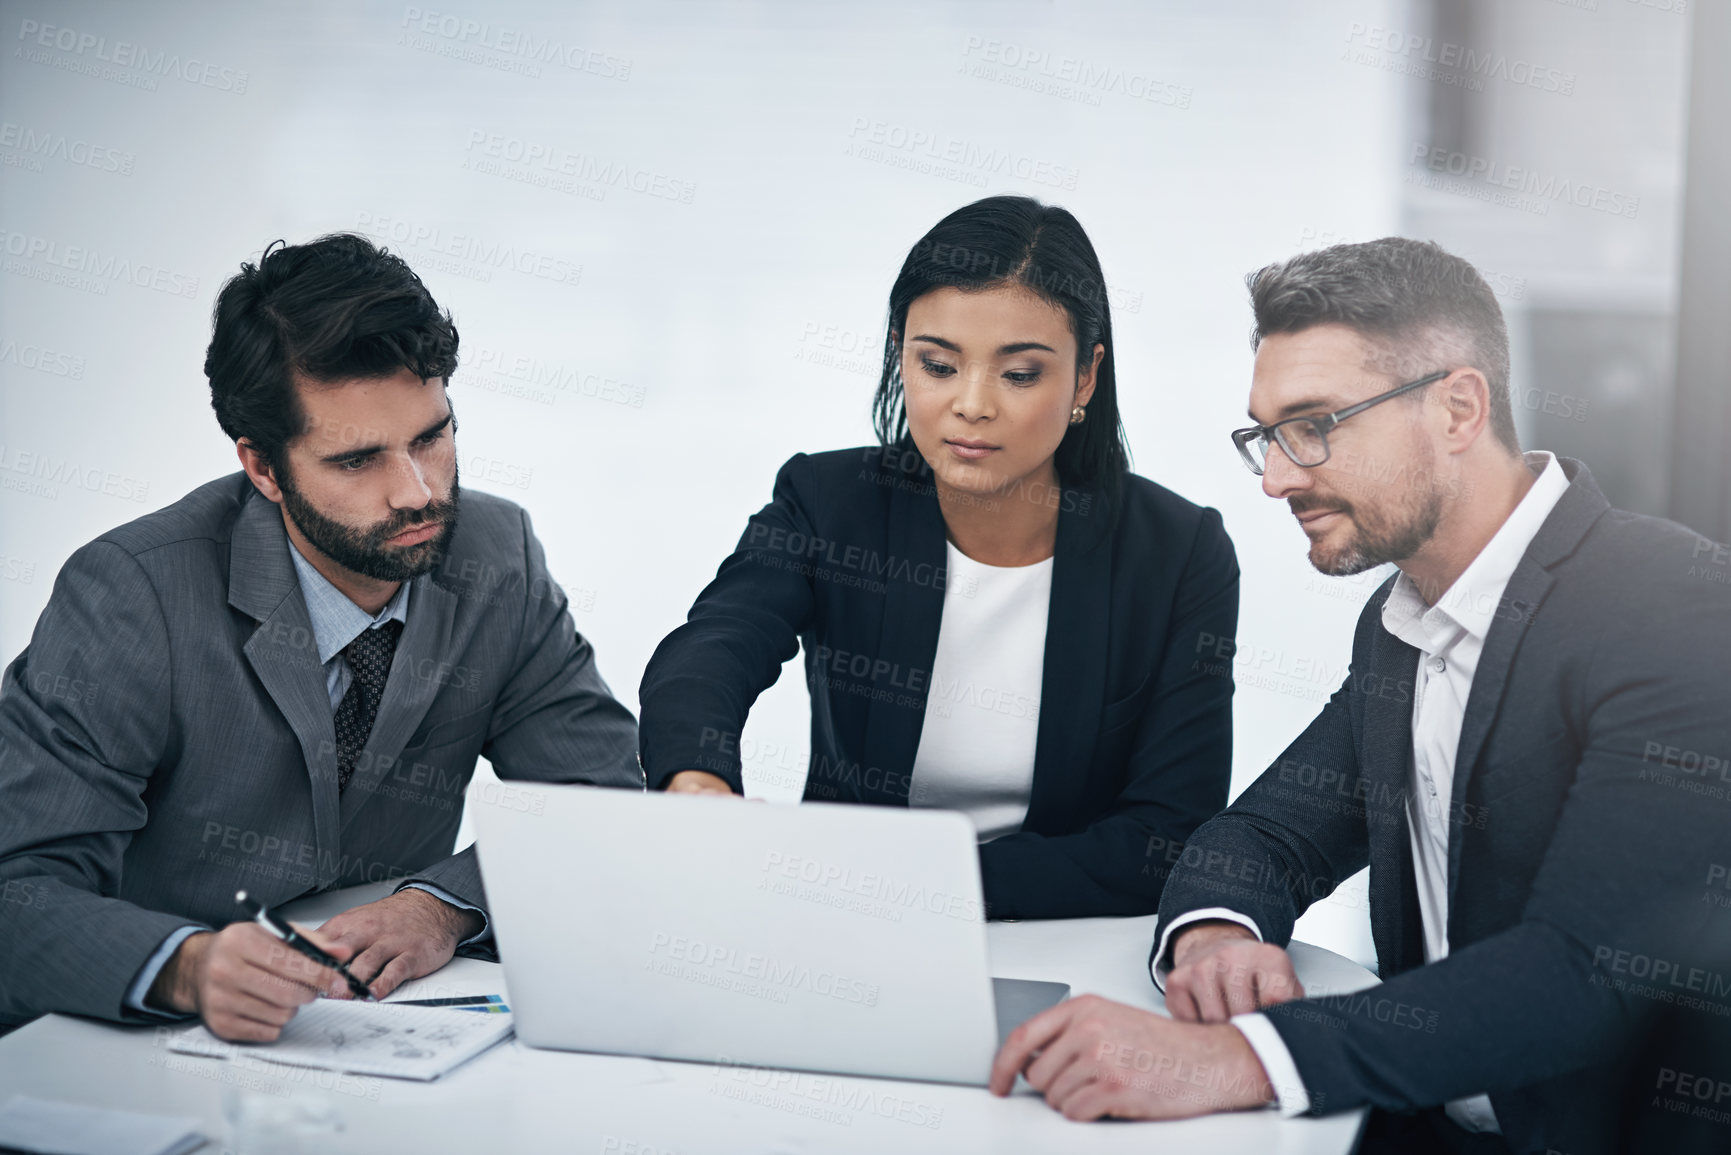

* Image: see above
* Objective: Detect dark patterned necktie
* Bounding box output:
[334,619,403,792]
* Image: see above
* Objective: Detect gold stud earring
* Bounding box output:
[1069,406,1087,425]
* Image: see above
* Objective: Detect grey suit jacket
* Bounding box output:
[0,473,641,1028]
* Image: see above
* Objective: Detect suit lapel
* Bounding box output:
[1444,458,1606,901]
[340,576,460,829]
[1025,486,1111,832]
[229,490,343,881]
[1361,623,1424,977]
[858,463,947,804]
[1444,561,1552,899]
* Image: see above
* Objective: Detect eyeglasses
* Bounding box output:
[1230,370,1450,476]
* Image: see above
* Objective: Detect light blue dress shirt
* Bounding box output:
[124,538,487,1016]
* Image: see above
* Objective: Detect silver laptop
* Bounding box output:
[475,785,1069,1086]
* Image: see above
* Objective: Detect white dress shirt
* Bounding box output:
[1152,452,1570,1131]
[908,540,1050,840]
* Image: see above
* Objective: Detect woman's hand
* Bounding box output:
[665,770,738,796]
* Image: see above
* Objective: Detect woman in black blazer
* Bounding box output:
[639,195,1238,919]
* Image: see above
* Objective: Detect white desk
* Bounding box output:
[0,883,1378,1154]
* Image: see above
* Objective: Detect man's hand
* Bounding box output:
[148,921,352,1042]
[315,887,484,1000]
[989,994,1277,1121]
[665,770,737,796]
[1164,920,1303,1023]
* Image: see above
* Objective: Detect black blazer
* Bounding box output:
[639,445,1239,919]
[1152,459,1731,1155]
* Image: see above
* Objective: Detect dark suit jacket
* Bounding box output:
[1152,459,1731,1155]
[639,445,1239,919]
[0,473,641,1028]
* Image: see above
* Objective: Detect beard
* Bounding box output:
[278,461,461,583]
[1292,450,1443,577]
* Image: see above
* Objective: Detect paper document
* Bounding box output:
[0,1095,205,1155]
[168,999,513,1081]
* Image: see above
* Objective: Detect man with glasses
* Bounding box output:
[990,238,1731,1154]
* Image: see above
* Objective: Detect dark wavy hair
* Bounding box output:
[205,233,459,470]
[871,195,1130,496]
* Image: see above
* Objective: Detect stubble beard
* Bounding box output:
[1298,453,1444,577]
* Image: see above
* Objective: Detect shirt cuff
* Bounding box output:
[1149,908,1264,991]
[399,882,491,946]
[1231,1013,1312,1116]
[124,926,206,1016]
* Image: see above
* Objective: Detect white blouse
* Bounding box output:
[908,540,1052,841]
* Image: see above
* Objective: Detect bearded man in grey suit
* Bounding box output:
[0,234,641,1041]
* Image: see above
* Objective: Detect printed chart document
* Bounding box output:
[169,999,514,1081]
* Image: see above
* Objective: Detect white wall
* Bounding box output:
[6,0,1680,968]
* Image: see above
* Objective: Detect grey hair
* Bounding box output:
[1246,237,1518,453]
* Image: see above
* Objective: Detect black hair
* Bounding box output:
[205,233,459,470]
[1247,237,1518,453]
[871,196,1130,496]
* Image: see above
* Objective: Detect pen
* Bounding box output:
[235,890,375,1001]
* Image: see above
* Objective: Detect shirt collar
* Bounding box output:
[1381,451,1569,649]
[287,540,411,666]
